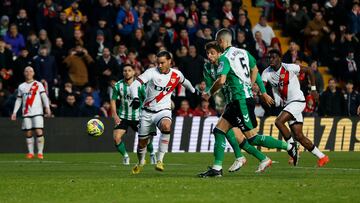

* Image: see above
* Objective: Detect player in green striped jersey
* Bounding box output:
[111,64,155,165]
[198,30,298,177]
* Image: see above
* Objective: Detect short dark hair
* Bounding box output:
[268,49,282,57]
[205,41,221,52]
[156,50,172,59]
[122,64,134,69]
[215,28,232,40]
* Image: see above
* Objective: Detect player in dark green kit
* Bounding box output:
[111,64,155,165]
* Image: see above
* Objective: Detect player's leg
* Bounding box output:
[22,117,34,159]
[146,136,156,164]
[290,121,329,167]
[113,128,129,165]
[226,128,247,172]
[155,118,171,171]
[33,116,45,159]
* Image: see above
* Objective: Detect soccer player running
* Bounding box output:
[199,29,298,177]
[262,49,329,167]
[203,41,272,172]
[11,66,51,159]
[129,51,200,174]
[111,64,156,165]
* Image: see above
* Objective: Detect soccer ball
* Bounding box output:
[87,119,104,137]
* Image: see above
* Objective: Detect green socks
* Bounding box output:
[248,134,288,150]
[115,142,128,157]
[240,139,267,161]
[147,141,154,154]
[225,129,244,159]
[213,128,227,167]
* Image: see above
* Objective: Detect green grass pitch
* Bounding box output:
[0,152,360,203]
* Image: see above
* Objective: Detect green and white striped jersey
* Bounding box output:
[112,79,145,121]
[218,46,257,101]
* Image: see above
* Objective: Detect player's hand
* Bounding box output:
[113,115,122,125]
[10,113,16,121]
[260,93,275,107]
[130,98,141,109]
[44,108,51,118]
[310,90,319,103]
[202,92,211,101]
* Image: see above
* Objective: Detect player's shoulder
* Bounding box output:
[171,68,183,75]
[282,62,299,69]
[262,66,275,75]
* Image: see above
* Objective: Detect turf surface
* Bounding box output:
[0,152,359,203]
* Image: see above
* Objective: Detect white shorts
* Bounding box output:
[282,101,306,126]
[138,109,172,139]
[22,116,44,131]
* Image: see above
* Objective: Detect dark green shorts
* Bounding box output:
[222,98,257,132]
[114,119,139,132]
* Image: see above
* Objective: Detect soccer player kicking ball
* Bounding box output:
[203,41,272,173]
[262,49,329,167]
[129,51,200,174]
[11,66,51,159]
[198,29,298,177]
[111,64,156,165]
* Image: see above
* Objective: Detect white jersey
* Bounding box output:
[17,80,46,117]
[137,67,185,112]
[261,63,305,105]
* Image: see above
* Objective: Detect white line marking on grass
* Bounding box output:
[290,166,360,171]
[0,160,66,164]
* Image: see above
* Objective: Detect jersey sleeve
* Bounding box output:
[176,69,186,84]
[218,55,231,76]
[203,64,214,91]
[246,51,257,70]
[285,63,301,75]
[261,69,269,82]
[111,84,119,101]
[38,82,46,94]
[137,68,154,84]
[138,85,146,102]
[17,86,22,98]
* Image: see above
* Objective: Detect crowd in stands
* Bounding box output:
[0,0,359,118]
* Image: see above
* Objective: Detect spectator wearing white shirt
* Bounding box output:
[252,16,275,46]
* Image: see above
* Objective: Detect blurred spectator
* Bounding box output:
[57,93,80,117]
[303,94,316,116]
[234,31,256,58]
[97,47,121,99]
[72,29,84,47]
[344,81,360,116]
[342,50,359,83]
[310,60,324,94]
[176,99,194,117]
[284,2,309,44]
[220,0,236,25]
[348,3,360,35]
[114,43,128,65]
[63,46,93,87]
[91,0,116,25]
[161,0,183,23]
[64,0,84,30]
[52,38,68,80]
[26,32,40,57]
[254,31,267,62]
[88,30,111,60]
[53,11,75,48]
[79,95,100,117]
[193,100,217,117]
[0,81,9,116]
[0,15,9,37]
[14,9,33,38]
[234,14,254,43]
[36,0,58,32]
[99,100,111,117]
[304,11,330,60]
[116,1,138,39]
[87,18,113,46]
[4,24,25,56]
[320,32,341,75]
[125,50,142,72]
[129,29,147,58]
[199,0,217,22]
[324,0,346,32]
[38,29,52,53]
[149,24,171,52]
[270,37,282,53]
[174,28,193,51]
[340,31,359,57]
[81,85,101,108]
[252,16,275,46]
[13,48,33,86]
[59,81,80,104]
[33,46,57,88]
[178,45,204,85]
[0,39,13,88]
[145,12,161,40]
[319,78,345,116]
[282,41,310,64]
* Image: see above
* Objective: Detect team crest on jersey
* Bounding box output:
[280,74,285,79]
[218,61,224,73]
[170,78,176,84]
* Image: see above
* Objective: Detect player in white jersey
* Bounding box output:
[262,49,329,167]
[11,66,51,159]
[129,51,200,174]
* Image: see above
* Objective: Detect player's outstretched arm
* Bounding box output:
[11,97,22,120]
[204,74,226,100]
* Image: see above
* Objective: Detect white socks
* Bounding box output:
[286,137,295,150]
[137,146,147,165]
[37,136,45,155]
[212,165,222,170]
[157,133,170,163]
[26,137,34,154]
[311,146,325,159]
